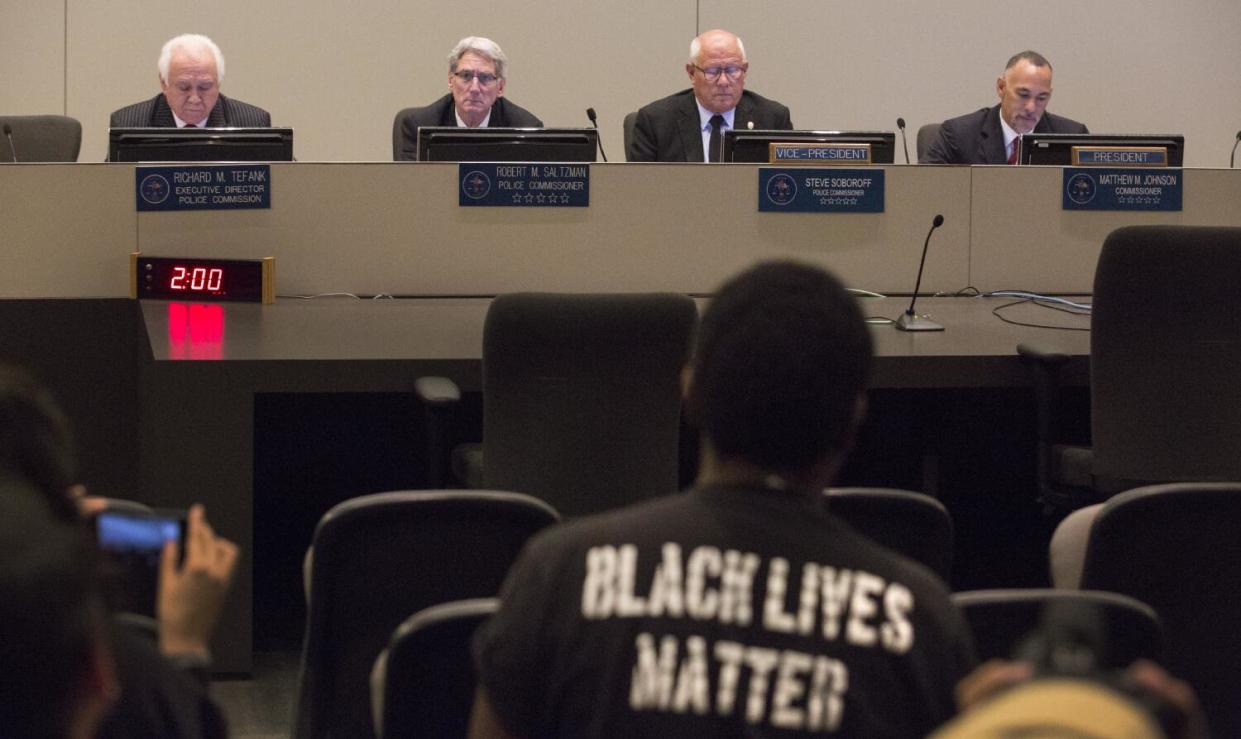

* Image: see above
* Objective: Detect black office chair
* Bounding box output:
[418,292,697,517]
[1077,482,1241,737]
[953,588,1162,666]
[915,122,941,163]
[0,115,82,162]
[392,108,417,160]
[292,490,558,739]
[622,111,639,161]
[1020,225,1241,510]
[370,598,496,739]
[825,487,953,581]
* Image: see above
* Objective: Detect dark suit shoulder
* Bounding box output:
[219,95,272,127]
[635,89,697,118]
[109,95,161,127]
[1039,111,1089,134]
[924,107,995,164]
[492,97,543,128]
[735,89,793,130]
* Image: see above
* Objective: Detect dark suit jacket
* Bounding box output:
[627,88,793,162]
[393,94,544,161]
[922,104,1088,164]
[109,93,271,128]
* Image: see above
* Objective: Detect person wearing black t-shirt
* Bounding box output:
[469,261,976,738]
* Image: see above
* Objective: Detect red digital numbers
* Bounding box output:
[169,266,224,292]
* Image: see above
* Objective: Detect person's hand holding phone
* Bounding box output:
[157,504,239,658]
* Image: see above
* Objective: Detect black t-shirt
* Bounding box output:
[474,485,976,738]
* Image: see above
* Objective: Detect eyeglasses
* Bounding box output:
[452,70,500,87]
[693,64,746,82]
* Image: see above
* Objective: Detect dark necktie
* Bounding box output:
[1007,138,1019,165]
[184,123,197,128]
[708,114,724,163]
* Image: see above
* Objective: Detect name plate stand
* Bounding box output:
[135,164,271,211]
[759,168,885,213]
[458,163,589,207]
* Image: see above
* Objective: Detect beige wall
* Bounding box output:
[2,1,1239,166]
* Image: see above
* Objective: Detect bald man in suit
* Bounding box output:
[628,29,792,162]
[923,50,1086,165]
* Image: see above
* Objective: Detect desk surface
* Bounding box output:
[142,294,1091,388]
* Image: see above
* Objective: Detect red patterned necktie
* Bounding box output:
[1007,138,1019,165]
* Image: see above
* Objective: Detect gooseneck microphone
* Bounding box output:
[2,124,15,162]
[896,117,910,164]
[1231,130,1240,168]
[895,214,946,332]
[585,108,608,162]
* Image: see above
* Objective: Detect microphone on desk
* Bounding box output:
[1231,130,1240,168]
[895,214,946,332]
[896,117,910,164]
[585,107,608,162]
[2,124,15,163]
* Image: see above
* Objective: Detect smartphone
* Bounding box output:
[94,509,186,617]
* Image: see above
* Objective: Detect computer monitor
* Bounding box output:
[415,127,598,162]
[1019,133,1184,166]
[108,127,294,162]
[721,129,896,164]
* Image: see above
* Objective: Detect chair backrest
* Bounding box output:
[1091,226,1241,491]
[622,111,638,161]
[0,115,82,162]
[372,598,496,739]
[825,487,953,581]
[915,122,941,163]
[953,588,1162,667]
[293,490,558,739]
[392,107,416,160]
[1080,482,1241,737]
[481,292,697,517]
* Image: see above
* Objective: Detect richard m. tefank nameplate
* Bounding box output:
[135,165,271,212]
[758,168,885,213]
[458,163,589,207]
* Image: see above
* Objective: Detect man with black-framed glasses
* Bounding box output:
[627,29,792,162]
[396,36,543,161]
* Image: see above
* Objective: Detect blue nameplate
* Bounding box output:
[1072,147,1168,167]
[135,165,271,212]
[458,163,589,207]
[770,143,873,164]
[759,168,885,213]
[1062,168,1182,211]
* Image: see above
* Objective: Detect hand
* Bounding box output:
[954,659,1033,712]
[157,504,239,658]
[1125,660,1208,739]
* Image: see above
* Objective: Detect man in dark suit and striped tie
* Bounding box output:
[109,34,271,129]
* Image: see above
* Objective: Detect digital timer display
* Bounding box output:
[130,254,274,303]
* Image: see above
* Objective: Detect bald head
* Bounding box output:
[686,29,749,114]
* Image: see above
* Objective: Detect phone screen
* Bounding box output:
[95,510,185,617]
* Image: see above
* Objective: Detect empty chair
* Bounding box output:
[370,598,496,739]
[418,292,697,517]
[953,589,1161,666]
[0,115,82,162]
[915,122,941,163]
[1021,225,1241,509]
[1077,483,1241,737]
[826,487,953,581]
[293,490,558,739]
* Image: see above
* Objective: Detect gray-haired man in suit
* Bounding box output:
[110,34,271,128]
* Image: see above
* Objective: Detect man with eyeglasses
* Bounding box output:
[922,51,1087,165]
[396,36,543,161]
[627,29,792,162]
